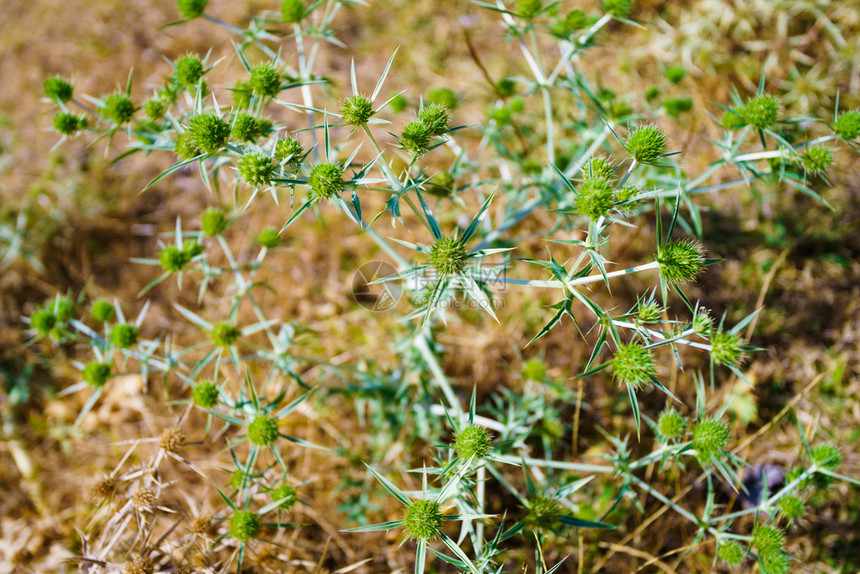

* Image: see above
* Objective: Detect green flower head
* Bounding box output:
[30,308,57,336]
[400,121,432,156]
[517,0,543,19]
[256,227,281,248]
[100,92,135,124]
[709,330,746,367]
[575,177,615,221]
[664,65,686,84]
[211,322,241,347]
[248,415,279,446]
[404,498,443,541]
[200,207,228,237]
[777,495,805,522]
[341,94,374,126]
[587,155,616,180]
[717,540,744,565]
[91,299,115,323]
[110,323,139,349]
[454,425,492,460]
[143,97,167,120]
[655,239,705,284]
[229,511,261,541]
[271,484,298,510]
[188,113,230,153]
[250,64,282,97]
[611,342,656,388]
[637,301,663,324]
[275,137,304,164]
[82,362,112,388]
[308,162,345,200]
[282,0,306,23]
[524,495,562,531]
[43,76,74,103]
[231,113,271,142]
[418,103,450,137]
[626,124,667,163]
[177,0,207,19]
[427,87,458,110]
[159,245,191,272]
[657,407,685,440]
[752,525,784,557]
[663,97,693,118]
[721,107,747,130]
[192,381,220,408]
[175,54,204,86]
[833,109,860,141]
[53,112,87,136]
[692,418,729,465]
[744,95,779,130]
[802,146,832,175]
[428,236,468,276]
[238,152,276,188]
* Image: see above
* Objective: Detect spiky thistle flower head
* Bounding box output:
[248,415,279,446]
[256,228,281,248]
[229,511,261,541]
[810,444,841,471]
[657,407,685,440]
[603,0,633,18]
[308,162,345,200]
[404,498,443,540]
[833,109,860,141]
[91,299,115,323]
[160,245,191,272]
[655,239,705,284]
[400,121,432,155]
[43,76,74,103]
[744,95,780,130]
[710,330,746,367]
[611,342,656,388]
[428,236,468,276]
[200,207,228,237]
[177,0,207,19]
[271,484,298,510]
[637,301,664,324]
[752,525,785,557]
[82,362,112,388]
[341,94,374,126]
[238,152,276,188]
[418,103,450,136]
[231,113,271,142]
[250,64,282,97]
[575,177,615,221]
[192,381,219,408]
[143,97,167,120]
[175,54,204,86]
[802,146,832,175]
[110,323,139,349]
[626,124,666,163]
[692,418,729,465]
[275,137,304,164]
[281,0,306,23]
[100,92,135,124]
[717,540,744,565]
[454,425,492,460]
[53,112,87,135]
[517,0,542,19]
[778,495,805,522]
[210,322,241,347]
[188,113,229,153]
[159,427,185,453]
[524,496,562,530]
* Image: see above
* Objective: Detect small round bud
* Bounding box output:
[692,418,729,465]
[626,124,667,163]
[256,228,281,248]
[404,499,443,541]
[238,152,276,188]
[53,112,87,135]
[496,78,516,97]
[175,55,204,86]
[637,301,663,324]
[100,92,135,125]
[428,237,468,275]
[743,95,779,130]
[655,239,705,284]
[281,0,306,23]
[833,110,860,141]
[801,146,832,175]
[517,0,542,19]
[271,484,298,510]
[192,381,219,408]
[717,540,744,565]
[160,245,191,272]
[603,0,633,18]
[30,308,56,335]
[752,525,784,557]
[488,105,512,126]
[657,407,685,439]
[611,342,656,388]
[188,113,229,153]
[663,97,693,118]
[400,121,432,155]
[810,444,841,471]
[454,425,492,460]
[211,322,241,347]
[427,87,458,110]
[664,65,686,84]
[143,97,167,120]
[308,162,344,200]
[43,76,74,103]
[123,555,154,574]
[524,496,562,530]
[709,330,746,367]
[615,185,639,209]
[275,137,304,164]
[575,177,615,221]
[250,64,282,97]
[159,427,185,452]
[777,495,805,522]
[229,511,261,541]
[177,0,207,19]
[200,207,228,237]
[645,86,661,102]
[82,362,112,388]
[388,93,408,113]
[110,324,139,349]
[91,299,115,322]
[418,103,450,136]
[341,94,374,126]
[552,9,587,37]
[53,298,74,322]
[248,415,279,446]
[721,107,746,130]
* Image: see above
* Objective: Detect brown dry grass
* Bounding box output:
[1,1,859,573]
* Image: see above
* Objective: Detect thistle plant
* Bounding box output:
[14,0,860,573]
